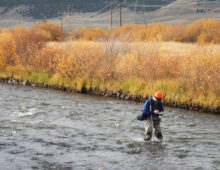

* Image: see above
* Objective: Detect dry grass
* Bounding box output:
[70,19,220,44]
[0,21,219,110]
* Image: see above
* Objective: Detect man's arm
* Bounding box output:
[142,99,151,115]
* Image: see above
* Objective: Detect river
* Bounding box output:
[0,84,219,170]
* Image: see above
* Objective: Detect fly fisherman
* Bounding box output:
[137,91,164,141]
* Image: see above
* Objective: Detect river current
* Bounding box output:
[0,84,219,170]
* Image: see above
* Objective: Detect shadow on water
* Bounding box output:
[0,84,220,170]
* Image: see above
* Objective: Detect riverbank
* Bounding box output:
[1,77,219,113]
[0,22,219,114]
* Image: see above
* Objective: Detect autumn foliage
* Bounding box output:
[0,21,65,70]
[0,19,219,110]
[71,19,220,44]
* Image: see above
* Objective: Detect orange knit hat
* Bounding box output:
[154,91,163,99]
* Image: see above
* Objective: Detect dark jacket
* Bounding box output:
[137,97,164,121]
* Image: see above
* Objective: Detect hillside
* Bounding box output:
[0,0,175,19]
[0,0,220,30]
[151,0,220,23]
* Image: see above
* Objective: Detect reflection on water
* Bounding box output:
[0,84,220,170]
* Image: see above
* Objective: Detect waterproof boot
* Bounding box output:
[144,133,152,141]
[155,132,163,140]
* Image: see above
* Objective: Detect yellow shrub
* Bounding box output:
[0,30,18,68]
[71,27,109,41]
[69,19,220,44]
[32,21,66,41]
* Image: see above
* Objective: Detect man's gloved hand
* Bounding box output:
[154,110,160,114]
[154,110,164,115]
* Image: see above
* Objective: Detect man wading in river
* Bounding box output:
[137,91,164,141]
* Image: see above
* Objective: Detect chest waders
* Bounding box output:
[144,100,163,141]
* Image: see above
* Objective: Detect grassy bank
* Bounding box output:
[1,41,219,112]
[0,74,219,112]
[0,21,220,112]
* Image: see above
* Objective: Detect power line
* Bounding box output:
[135,0,138,24]
[62,0,220,29]
[85,0,120,19]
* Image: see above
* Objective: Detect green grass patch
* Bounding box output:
[28,72,50,84]
[0,70,7,78]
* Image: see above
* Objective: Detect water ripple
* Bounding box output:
[0,84,220,170]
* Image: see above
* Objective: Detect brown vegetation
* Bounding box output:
[71,19,220,44]
[0,20,219,111]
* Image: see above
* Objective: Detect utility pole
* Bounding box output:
[59,16,63,29]
[134,0,138,24]
[143,0,146,24]
[110,0,113,31]
[59,8,65,30]
[67,6,70,31]
[120,0,122,27]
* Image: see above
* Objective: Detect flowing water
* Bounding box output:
[0,84,220,170]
